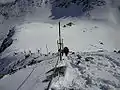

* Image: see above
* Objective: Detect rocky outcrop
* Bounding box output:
[0,0,106,19]
[51,0,106,12]
[0,27,15,53]
[0,0,44,19]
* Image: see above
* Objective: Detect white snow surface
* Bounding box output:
[0,52,59,90]
[11,19,120,54]
[0,0,120,90]
[0,51,120,90]
[51,51,120,90]
[1,0,120,54]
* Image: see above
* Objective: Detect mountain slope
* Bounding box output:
[0,0,120,90]
[51,51,120,90]
[0,0,107,20]
[0,51,120,90]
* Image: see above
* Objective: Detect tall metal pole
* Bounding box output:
[46,44,48,55]
[46,22,62,90]
[59,22,62,61]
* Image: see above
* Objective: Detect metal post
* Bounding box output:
[46,44,48,55]
[46,22,63,90]
[59,22,62,61]
[62,39,64,50]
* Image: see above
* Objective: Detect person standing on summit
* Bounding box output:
[58,47,69,56]
[63,47,69,56]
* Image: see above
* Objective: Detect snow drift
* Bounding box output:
[0,50,120,90]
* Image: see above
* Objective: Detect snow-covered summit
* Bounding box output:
[0,0,120,90]
[0,50,120,90]
[51,51,120,90]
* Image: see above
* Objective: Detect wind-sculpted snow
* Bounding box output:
[0,51,58,77]
[0,51,59,90]
[51,51,120,90]
[0,51,120,90]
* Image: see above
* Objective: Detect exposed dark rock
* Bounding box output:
[0,74,4,79]
[51,88,56,90]
[71,52,75,54]
[94,26,98,28]
[85,57,94,61]
[28,59,37,66]
[114,50,117,53]
[42,79,50,83]
[118,50,120,53]
[66,22,74,27]
[100,42,104,45]
[100,84,111,90]
[51,0,106,12]
[0,0,43,19]
[97,50,104,52]
[76,61,81,65]
[0,0,106,20]
[83,30,85,32]
[63,25,66,28]
[23,65,26,68]
[76,54,82,59]
[37,60,43,63]
[0,27,15,53]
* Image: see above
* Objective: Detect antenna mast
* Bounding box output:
[58,22,62,61]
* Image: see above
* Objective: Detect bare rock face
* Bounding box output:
[118,50,120,53]
[50,0,106,19]
[0,27,15,53]
[51,0,106,10]
[0,0,106,20]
